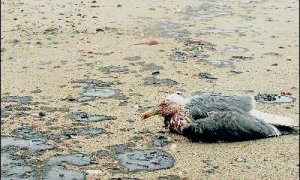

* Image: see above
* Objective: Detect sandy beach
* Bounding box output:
[1,0,299,179]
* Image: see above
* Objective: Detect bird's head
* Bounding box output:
[140,92,187,120]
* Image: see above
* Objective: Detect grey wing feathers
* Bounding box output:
[186,93,255,115]
[188,107,209,120]
[182,111,281,142]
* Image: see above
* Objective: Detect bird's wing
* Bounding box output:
[188,107,209,120]
[186,93,255,116]
[182,111,281,142]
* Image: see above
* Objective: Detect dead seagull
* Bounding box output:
[141,92,299,142]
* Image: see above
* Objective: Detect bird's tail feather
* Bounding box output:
[249,109,299,129]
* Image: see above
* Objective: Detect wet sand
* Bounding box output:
[1,0,299,179]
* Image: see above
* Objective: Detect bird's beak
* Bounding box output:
[141,108,160,120]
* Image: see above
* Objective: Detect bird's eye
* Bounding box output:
[176,91,182,95]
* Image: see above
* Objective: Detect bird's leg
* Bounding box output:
[164,117,171,129]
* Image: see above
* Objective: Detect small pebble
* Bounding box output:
[169,144,177,151]
[212,165,219,169]
[167,137,173,142]
[145,39,158,45]
[96,28,104,32]
[235,157,246,163]
[247,164,253,169]
[86,170,102,175]
[38,112,46,117]
[230,69,243,74]
[151,70,160,75]
[177,171,183,176]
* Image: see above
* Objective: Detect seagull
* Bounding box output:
[141,92,299,142]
